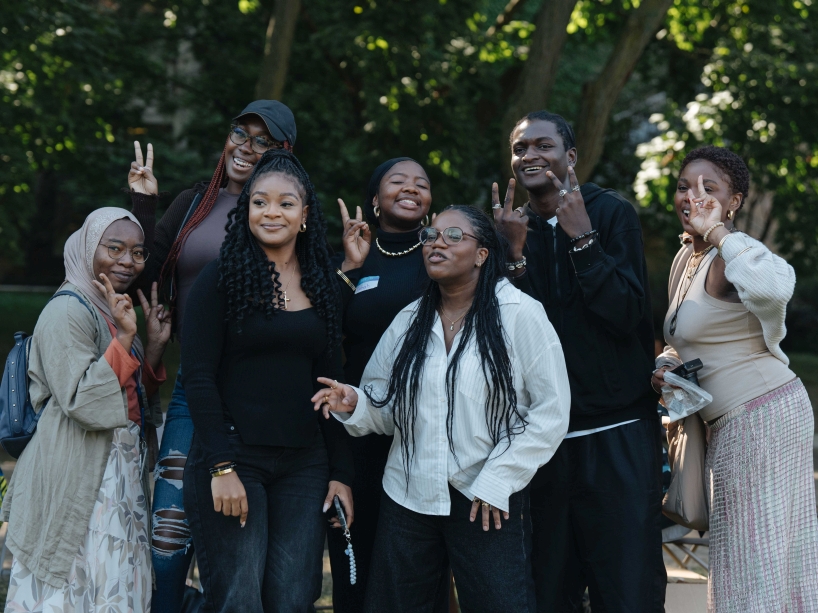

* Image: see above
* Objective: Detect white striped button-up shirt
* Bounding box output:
[335,279,571,514]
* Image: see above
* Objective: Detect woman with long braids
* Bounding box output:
[653,146,818,612]
[314,205,571,613]
[127,100,296,611]
[329,157,451,613]
[182,149,353,612]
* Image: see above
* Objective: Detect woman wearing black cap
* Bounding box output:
[127,100,297,613]
[328,158,449,612]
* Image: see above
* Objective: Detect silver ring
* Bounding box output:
[515,207,524,217]
[492,205,502,209]
[558,189,568,198]
[572,185,580,192]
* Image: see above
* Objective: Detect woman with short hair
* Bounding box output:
[315,205,571,613]
[653,145,818,612]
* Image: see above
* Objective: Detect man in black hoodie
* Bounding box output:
[494,111,665,612]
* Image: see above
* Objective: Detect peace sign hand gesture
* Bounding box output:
[92,273,138,352]
[492,178,528,261]
[338,198,371,272]
[686,174,723,237]
[137,282,171,371]
[548,167,592,241]
[127,141,158,195]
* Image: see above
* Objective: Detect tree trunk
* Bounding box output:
[573,0,674,183]
[254,0,301,101]
[498,0,577,199]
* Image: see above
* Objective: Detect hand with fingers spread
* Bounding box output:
[338,199,371,272]
[311,377,358,419]
[137,281,171,371]
[324,481,355,529]
[547,167,593,243]
[92,273,137,352]
[211,466,249,528]
[470,496,510,532]
[491,178,528,262]
[686,174,724,238]
[128,141,158,195]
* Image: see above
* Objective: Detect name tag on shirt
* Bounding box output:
[355,276,379,294]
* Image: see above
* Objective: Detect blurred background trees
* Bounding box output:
[1,0,816,349]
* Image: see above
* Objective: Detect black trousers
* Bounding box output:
[530,418,666,613]
[365,486,536,613]
[327,434,449,613]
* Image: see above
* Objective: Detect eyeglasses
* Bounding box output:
[99,243,149,264]
[418,226,479,246]
[229,126,283,154]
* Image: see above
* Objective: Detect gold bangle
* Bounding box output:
[717,232,732,258]
[211,466,235,477]
[335,269,356,292]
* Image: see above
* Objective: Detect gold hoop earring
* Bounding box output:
[373,205,380,218]
[727,210,734,220]
[422,214,430,226]
[300,221,307,233]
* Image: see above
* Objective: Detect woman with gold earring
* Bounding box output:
[653,145,818,612]
[328,158,445,613]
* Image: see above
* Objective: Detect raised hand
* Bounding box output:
[686,174,723,238]
[128,141,158,195]
[137,282,170,371]
[92,273,137,351]
[492,178,528,261]
[311,377,358,419]
[548,167,592,241]
[338,199,371,272]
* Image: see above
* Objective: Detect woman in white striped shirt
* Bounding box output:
[313,205,571,613]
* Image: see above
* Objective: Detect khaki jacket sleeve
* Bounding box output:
[30,297,129,431]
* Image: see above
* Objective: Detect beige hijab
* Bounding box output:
[62,207,144,334]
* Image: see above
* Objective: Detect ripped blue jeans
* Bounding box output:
[152,368,195,613]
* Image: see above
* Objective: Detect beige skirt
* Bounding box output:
[5,422,151,613]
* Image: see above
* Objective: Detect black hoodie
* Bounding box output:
[514,183,658,432]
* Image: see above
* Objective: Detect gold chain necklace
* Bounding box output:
[439,305,470,331]
[280,262,297,310]
[375,237,422,257]
[669,246,714,335]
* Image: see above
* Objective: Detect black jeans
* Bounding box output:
[365,485,536,613]
[326,434,450,613]
[185,430,329,613]
[530,418,666,613]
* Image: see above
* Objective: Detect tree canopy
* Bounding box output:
[2,0,816,349]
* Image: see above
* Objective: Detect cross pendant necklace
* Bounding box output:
[281,262,297,310]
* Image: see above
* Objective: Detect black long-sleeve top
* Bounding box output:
[182,260,353,484]
[513,183,658,432]
[335,229,429,386]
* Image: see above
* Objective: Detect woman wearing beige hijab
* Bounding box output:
[2,207,170,612]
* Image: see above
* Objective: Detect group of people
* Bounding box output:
[2,99,817,613]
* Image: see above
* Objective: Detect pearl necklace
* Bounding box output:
[375,237,422,257]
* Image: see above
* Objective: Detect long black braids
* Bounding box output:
[217,149,341,348]
[365,205,527,484]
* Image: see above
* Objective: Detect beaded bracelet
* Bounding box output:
[210,462,237,477]
[702,222,724,243]
[506,256,527,271]
[569,229,598,244]
[335,269,357,292]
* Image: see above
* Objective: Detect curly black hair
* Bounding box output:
[680,145,750,208]
[365,205,527,485]
[510,110,576,151]
[217,149,341,348]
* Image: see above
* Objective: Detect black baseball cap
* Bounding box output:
[233,100,297,147]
